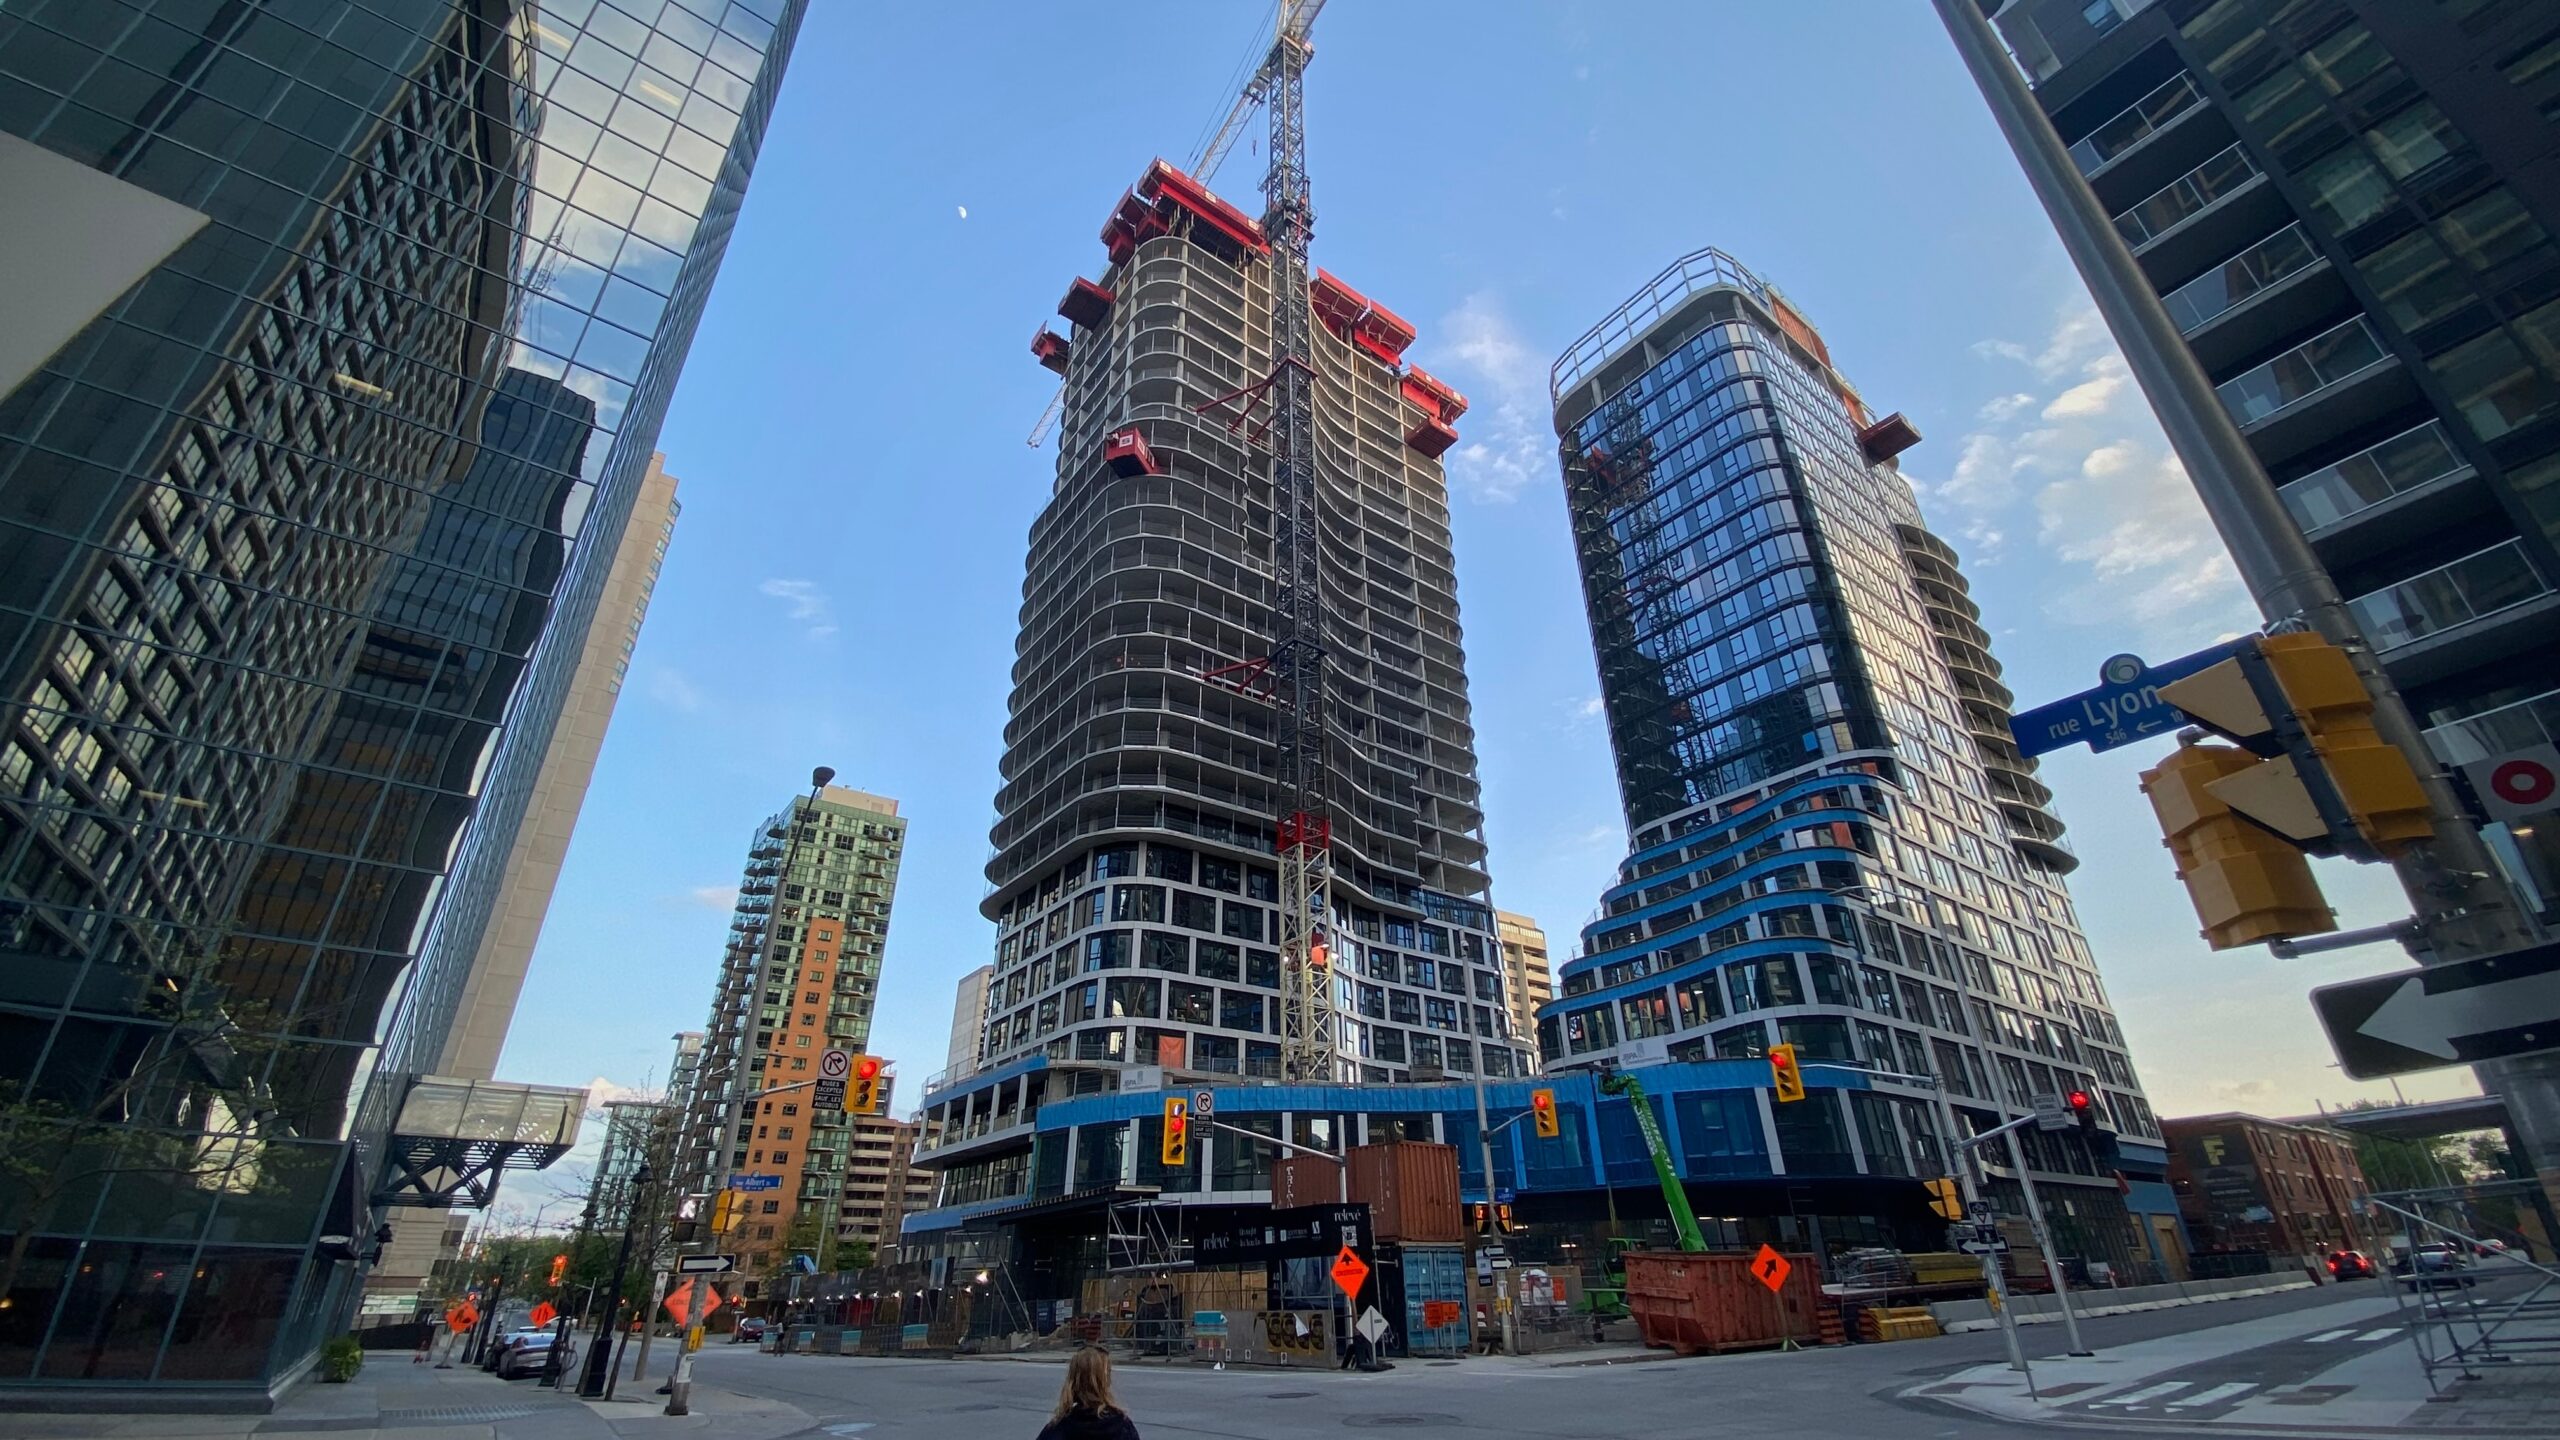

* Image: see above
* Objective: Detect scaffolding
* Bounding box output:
[2369,1184,2560,1395]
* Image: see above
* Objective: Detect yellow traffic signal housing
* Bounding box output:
[850,1054,886,1114]
[548,1252,569,1287]
[1161,1096,1189,1167]
[2159,633,2431,859]
[1768,1043,1806,1103]
[1529,1088,1560,1139]
[2141,740,2335,949]
[1925,1177,1962,1221]
[709,1189,739,1235]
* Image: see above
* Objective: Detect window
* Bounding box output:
[1144,843,1193,883]
[1140,931,1189,971]
[2080,0,2120,36]
[1193,939,1239,981]
[2363,102,2464,182]
[1222,990,1267,1032]
[2438,189,2551,272]
[1564,1004,1619,1054]
[1620,989,1672,1039]
[2431,325,2557,442]
[2297,145,2393,233]
[1674,973,1725,1028]
[1167,981,1213,1025]
[1172,891,1217,932]
[1220,900,1265,941]
[1389,990,1421,1025]
[2358,231,2469,332]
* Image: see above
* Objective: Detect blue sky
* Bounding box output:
[493,1,2468,1188]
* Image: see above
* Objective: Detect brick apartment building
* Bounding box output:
[2163,1113,2375,1259]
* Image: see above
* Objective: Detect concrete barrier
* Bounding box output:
[1925,1273,2317,1334]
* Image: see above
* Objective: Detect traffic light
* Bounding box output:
[1529,1088,1559,1139]
[850,1054,885,1113]
[2159,633,2432,860]
[548,1252,568,1287]
[2065,1088,2099,1138]
[1472,1202,1491,1236]
[1161,1096,1189,1167]
[1495,1203,1515,1235]
[2140,739,2335,949]
[709,1189,739,1236]
[1768,1043,1805,1103]
[1924,1177,1962,1221]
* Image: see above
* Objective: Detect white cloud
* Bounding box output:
[1429,293,1553,505]
[645,664,703,711]
[759,577,838,639]
[584,1074,661,1108]
[683,884,737,910]
[1920,302,2247,645]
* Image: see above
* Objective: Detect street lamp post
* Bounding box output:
[578,1162,652,1398]
[541,1196,598,1389]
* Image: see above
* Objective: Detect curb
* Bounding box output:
[1938,1280,2315,1334]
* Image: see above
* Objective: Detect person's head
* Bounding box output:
[1053,1345,1120,1419]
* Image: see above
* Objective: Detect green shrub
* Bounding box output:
[321,1334,364,1383]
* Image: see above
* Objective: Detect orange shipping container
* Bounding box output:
[1345,1141,1464,1244]
[1622,1251,1823,1356]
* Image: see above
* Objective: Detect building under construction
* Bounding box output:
[968,158,1531,1090]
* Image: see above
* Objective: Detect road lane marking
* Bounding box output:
[2091,1382,2190,1408]
[2304,1329,2354,1342]
[2167,1383,2257,1409]
[2355,1328,2399,1342]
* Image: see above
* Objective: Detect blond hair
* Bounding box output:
[1051,1345,1121,1421]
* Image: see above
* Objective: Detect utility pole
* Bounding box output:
[1470,1079,1516,1355]
[1931,0,2559,1223]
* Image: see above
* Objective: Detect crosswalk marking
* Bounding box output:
[2304,1329,2354,1342]
[2168,1382,2258,1409]
[2356,1328,2400,1342]
[2092,1381,2191,1408]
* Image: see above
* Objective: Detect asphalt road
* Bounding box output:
[680,1279,2403,1440]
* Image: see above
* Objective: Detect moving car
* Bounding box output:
[2324,1249,2375,1279]
[494,1330,575,1380]
[2393,1243,2476,1289]
[730,1317,768,1344]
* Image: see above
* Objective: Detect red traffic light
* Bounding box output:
[855,1056,883,1080]
[1531,1092,1553,1111]
[2066,1089,2092,1112]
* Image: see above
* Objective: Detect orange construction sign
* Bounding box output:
[1329,1245,1370,1298]
[1749,1243,1792,1294]
[445,1298,479,1333]
[662,1280,726,1327]
[527,1301,557,1330]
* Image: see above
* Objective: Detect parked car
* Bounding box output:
[2325,1249,2376,1279]
[494,1330,575,1380]
[730,1317,768,1344]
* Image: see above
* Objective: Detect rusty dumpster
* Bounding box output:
[1621,1250,1822,1356]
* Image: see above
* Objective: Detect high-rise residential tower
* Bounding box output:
[676,786,906,1285]
[1494,910,1555,1051]
[0,0,804,1395]
[1542,248,2167,1270]
[1982,0,2560,917]
[965,160,1530,1090]
[945,963,993,1074]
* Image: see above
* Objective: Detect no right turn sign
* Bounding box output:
[2465,745,2560,823]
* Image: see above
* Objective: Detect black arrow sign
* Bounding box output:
[2311,940,2560,1080]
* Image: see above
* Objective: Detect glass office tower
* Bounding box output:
[1542,250,2179,1277]
[0,0,803,1396]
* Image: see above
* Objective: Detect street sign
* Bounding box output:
[813,1078,846,1112]
[2464,745,2560,823]
[528,1301,557,1329]
[1748,1244,1792,1294]
[1951,1225,2010,1256]
[1330,1245,1371,1298]
[1494,1187,1516,1205]
[2030,1091,2073,1133]
[677,1254,739,1274]
[1475,1251,1493,1283]
[2313,941,2560,1079]
[1968,1199,1995,1224]
[727,1173,782,1191]
[819,1047,852,1079]
[2009,643,2249,757]
[1355,1307,1390,1344]
[1193,1088,1215,1118]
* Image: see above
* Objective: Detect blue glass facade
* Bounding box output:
[0,0,801,1395]
[1538,249,2173,1276]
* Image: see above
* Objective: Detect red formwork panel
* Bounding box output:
[1031,329,1070,373]
[1405,417,1458,459]
[1059,277,1115,329]
[1621,1251,1823,1356]
[1104,426,1161,477]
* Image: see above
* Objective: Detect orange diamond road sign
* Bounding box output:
[1749,1244,1792,1294]
[1330,1245,1370,1298]
[527,1301,557,1330]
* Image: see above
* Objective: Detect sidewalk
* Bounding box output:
[0,1350,818,1440]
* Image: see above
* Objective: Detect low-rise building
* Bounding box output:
[2163,1112,2374,1260]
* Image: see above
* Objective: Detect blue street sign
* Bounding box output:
[727,1173,783,1191]
[2009,641,2251,758]
[1494,1188,1516,1205]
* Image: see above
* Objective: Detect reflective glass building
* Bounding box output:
[0,0,802,1397]
[1541,250,2185,1279]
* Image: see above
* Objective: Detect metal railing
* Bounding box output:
[2068,73,2201,175]
[2115,144,2259,247]
[2368,1186,2560,1394]
[2347,539,2551,650]
[2277,421,2467,531]
[2215,316,2387,425]
[2164,223,2319,333]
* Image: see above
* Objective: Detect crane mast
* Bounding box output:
[1256,1,1338,1083]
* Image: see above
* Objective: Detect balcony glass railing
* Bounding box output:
[2116,145,2261,247]
[2216,318,2388,425]
[2164,224,2320,332]
[2348,540,2551,650]
[2425,687,2560,768]
[2278,422,2468,530]
[2070,74,2202,175]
